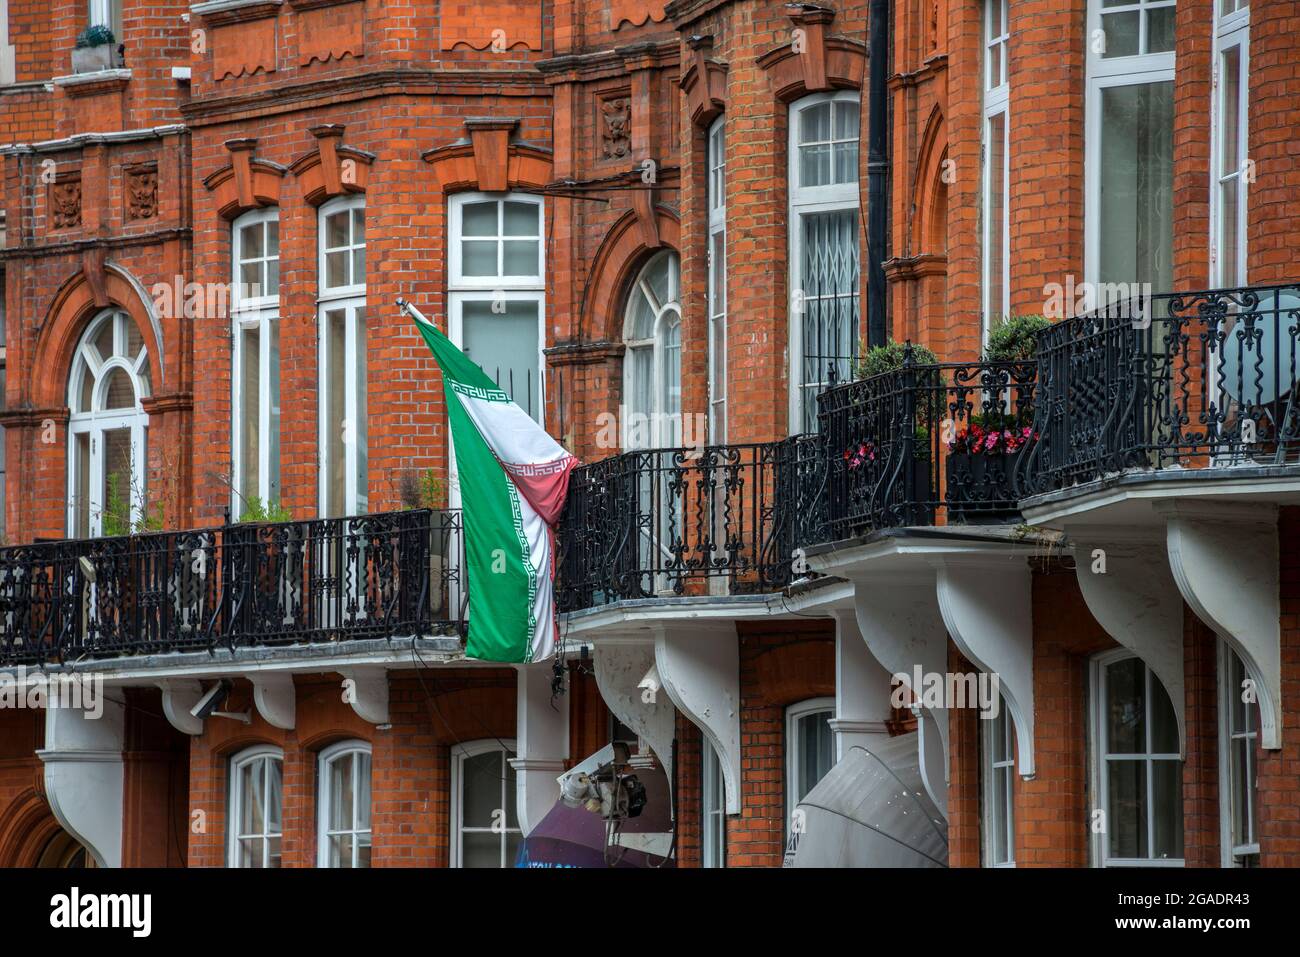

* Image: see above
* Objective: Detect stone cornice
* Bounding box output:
[0,227,191,262]
[190,0,282,27]
[536,38,679,83]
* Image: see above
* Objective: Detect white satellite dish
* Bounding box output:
[1219,291,1300,406]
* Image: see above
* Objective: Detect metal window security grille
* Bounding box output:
[0,509,464,665]
[1017,283,1300,498]
[799,210,860,433]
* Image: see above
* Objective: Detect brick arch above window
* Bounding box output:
[289,125,374,206]
[911,106,949,258]
[583,206,681,343]
[33,263,165,409]
[0,789,65,868]
[422,136,554,194]
[757,7,866,103]
[203,139,286,220]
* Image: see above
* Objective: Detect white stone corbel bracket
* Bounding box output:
[1159,501,1281,749]
[157,679,205,735]
[339,667,389,726]
[592,638,677,786]
[512,662,569,835]
[653,626,740,815]
[932,557,1035,780]
[850,572,950,817]
[251,673,296,730]
[1071,528,1186,755]
[829,610,894,760]
[38,698,126,868]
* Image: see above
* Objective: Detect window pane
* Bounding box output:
[1106,657,1145,754]
[834,102,859,140]
[992,767,1010,863]
[503,201,538,236]
[326,251,349,289]
[832,142,858,186]
[505,830,522,867]
[75,433,91,538]
[268,322,281,503]
[1146,6,1175,54]
[267,220,280,257]
[356,751,372,829]
[325,309,347,518]
[326,211,350,249]
[330,753,354,831]
[329,833,350,868]
[95,317,116,361]
[462,241,498,277]
[239,837,262,868]
[1149,672,1179,753]
[462,299,540,421]
[241,222,264,259]
[1231,736,1253,844]
[357,833,372,868]
[986,110,1007,323]
[102,368,136,410]
[266,257,280,298]
[800,144,831,189]
[241,761,264,835]
[799,102,830,144]
[267,758,282,831]
[352,248,365,287]
[796,710,833,801]
[352,208,364,243]
[462,831,501,869]
[503,240,540,276]
[268,835,282,868]
[78,361,95,412]
[461,201,497,237]
[1151,758,1183,859]
[1101,11,1140,58]
[1098,81,1174,289]
[241,260,261,295]
[799,210,860,432]
[1107,759,1147,858]
[462,751,501,828]
[102,427,133,528]
[240,326,260,500]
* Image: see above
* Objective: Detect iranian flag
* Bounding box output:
[407,302,578,663]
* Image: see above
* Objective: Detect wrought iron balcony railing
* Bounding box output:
[1017,283,1300,497]
[0,509,463,666]
[556,440,814,611]
[818,354,1039,542]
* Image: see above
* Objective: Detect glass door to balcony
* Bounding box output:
[623,251,682,596]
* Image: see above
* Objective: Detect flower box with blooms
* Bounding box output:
[945,413,1037,524]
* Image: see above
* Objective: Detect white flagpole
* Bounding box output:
[395,297,436,328]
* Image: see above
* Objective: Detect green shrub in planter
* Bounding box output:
[855,339,940,379]
[984,314,1051,363]
[75,25,116,48]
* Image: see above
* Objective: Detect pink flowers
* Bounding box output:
[843,441,877,470]
[949,422,1037,455]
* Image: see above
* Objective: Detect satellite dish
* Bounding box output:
[1220,291,1300,406]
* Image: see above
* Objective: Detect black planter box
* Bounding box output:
[945,450,1021,524]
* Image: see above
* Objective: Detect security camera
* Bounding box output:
[190,679,234,720]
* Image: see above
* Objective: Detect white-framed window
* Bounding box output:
[1218,642,1259,867]
[318,195,367,518]
[1,1,16,86]
[982,697,1015,867]
[1085,0,1176,290]
[623,249,682,449]
[1089,651,1184,867]
[450,739,521,868]
[702,740,726,868]
[88,0,122,38]
[231,208,281,516]
[317,740,372,868]
[785,697,834,837]
[447,193,545,423]
[707,117,727,444]
[788,91,860,434]
[228,745,283,868]
[67,309,151,537]
[1211,1,1249,287]
[982,0,1010,343]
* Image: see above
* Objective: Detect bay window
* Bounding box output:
[1212,0,1249,287]
[788,92,860,434]
[231,207,281,517]
[1090,651,1184,866]
[447,193,545,423]
[228,745,283,868]
[318,196,367,517]
[318,740,373,868]
[1219,643,1259,866]
[708,118,727,443]
[1086,0,1176,292]
[983,0,1010,342]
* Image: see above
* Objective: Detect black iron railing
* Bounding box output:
[1017,283,1300,496]
[556,442,809,611]
[819,353,1038,541]
[0,509,463,665]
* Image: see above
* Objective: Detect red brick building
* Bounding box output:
[0,0,1295,871]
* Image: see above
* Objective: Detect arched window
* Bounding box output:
[318,194,367,517]
[67,308,151,537]
[317,740,372,868]
[622,250,681,449]
[788,91,860,434]
[785,697,834,837]
[231,207,281,516]
[450,739,520,868]
[1090,650,1183,866]
[228,745,284,868]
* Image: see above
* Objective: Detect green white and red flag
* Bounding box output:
[407,302,577,663]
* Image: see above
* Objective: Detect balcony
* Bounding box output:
[818,354,1039,542]
[1017,282,1300,502]
[0,509,463,667]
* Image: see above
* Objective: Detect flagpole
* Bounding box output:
[395,297,434,327]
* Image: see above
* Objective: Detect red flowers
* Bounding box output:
[843,441,877,469]
[948,422,1037,455]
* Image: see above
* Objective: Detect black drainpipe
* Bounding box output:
[866,0,890,348]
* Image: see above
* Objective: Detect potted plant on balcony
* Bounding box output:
[850,340,940,525]
[72,25,121,74]
[983,313,1051,363]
